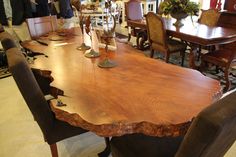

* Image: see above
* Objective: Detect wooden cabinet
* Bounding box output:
[224,0,236,12]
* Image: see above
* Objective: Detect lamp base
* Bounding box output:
[98,58,117,68]
[77,43,91,51]
[84,49,100,58]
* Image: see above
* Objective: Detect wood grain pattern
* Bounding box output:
[22,28,222,137]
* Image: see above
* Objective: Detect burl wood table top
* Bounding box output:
[22,28,222,137]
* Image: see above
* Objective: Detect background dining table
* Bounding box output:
[127,16,236,68]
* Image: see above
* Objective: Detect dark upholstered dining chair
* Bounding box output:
[111,91,236,157]
[5,47,89,157]
[0,31,15,43]
[1,37,17,51]
[146,12,186,65]
[26,15,58,39]
[200,42,236,92]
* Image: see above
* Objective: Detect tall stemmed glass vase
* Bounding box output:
[98,0,117,68]
[84,16,100,58]
[77,14,91,51]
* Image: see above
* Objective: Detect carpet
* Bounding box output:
[0,67,11,79]
[115,32,129,43]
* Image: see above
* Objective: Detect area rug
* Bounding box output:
[115,32,129,43]
[0,67,11,79]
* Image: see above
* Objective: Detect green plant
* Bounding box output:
[159,0,199,16]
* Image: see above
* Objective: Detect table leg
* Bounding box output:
[98,137,111,157]
[188,45,198,69]
[136,30,148,50]
[127,26,131,42]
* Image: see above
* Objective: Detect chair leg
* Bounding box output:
[197,45,201,61]
[150,49,154,58]
[127,26,131,42]
[181,50,185,66]
[49,143,58,157]
[199,60,206,72]
[127,33,131,42]
[165,53,170,63]
[98,137,111,157]
[224,68,231,92]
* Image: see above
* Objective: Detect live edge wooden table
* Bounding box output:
[127,17,236,69]
[22,28,222,155]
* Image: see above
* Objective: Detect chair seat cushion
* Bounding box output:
[111,133,183,157]
[167,39,186,52]
[203,49,235,64]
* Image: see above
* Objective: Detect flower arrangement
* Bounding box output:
[159,0,199,17]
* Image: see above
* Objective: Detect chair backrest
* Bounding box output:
[0,24,4,33]
[175,91,236,157]
[1,38,17,51]
[0,31,15,42]
[6,47,54,137]
[26,15,58,39]
[146,12,167,52]
[199,9,221,27]
[125,0,143,20]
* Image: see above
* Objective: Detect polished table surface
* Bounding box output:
[127,17,236,68]
[22,28,222,137]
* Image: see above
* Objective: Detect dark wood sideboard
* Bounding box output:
[218,11,236,29]
[223,0,236,12]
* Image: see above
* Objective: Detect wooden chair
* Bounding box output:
[200,42,236,91]
[146,12,186,65]
[26,15,58,39]
[1,37,17,51]
[110,90,236,157]
[197,9,221,60]
[125,0,145,48]
[4,45,110,157]
[199,9,221,27]
[0,31,15,43]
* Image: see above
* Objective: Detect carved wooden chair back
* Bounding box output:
[26,15,58,39]
[200,42,236,91]
[146,12,167,53]
[125,0,144,44]
[199,9,221,27]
